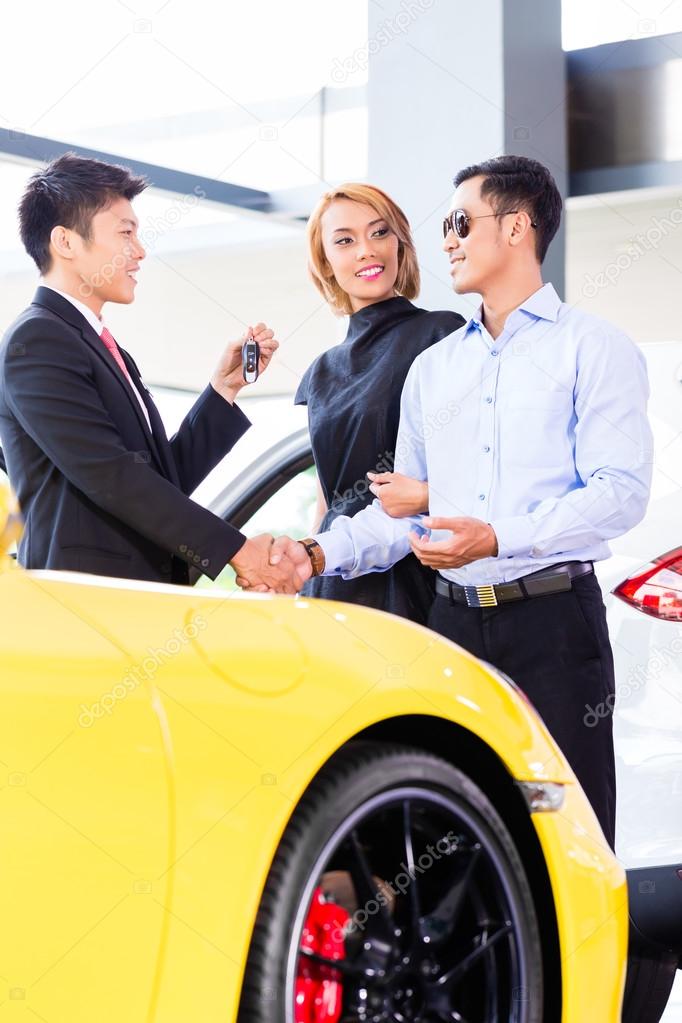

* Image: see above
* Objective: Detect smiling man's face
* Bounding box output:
[443,175,519,297]
[67,197,146,312]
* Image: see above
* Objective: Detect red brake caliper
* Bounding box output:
[295,886,350,1023]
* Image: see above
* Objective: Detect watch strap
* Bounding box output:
[300,538,325,577]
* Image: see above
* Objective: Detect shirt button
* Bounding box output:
[482,445,490,453]
[491,349,498,356]
[478,494,486,501]
[485,396,493,404]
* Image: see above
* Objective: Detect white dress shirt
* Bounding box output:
[315,283,653,585]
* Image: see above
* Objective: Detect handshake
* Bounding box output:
[230,534,319,594]
[226,470,428,595]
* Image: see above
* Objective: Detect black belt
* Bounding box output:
[434,561,594,608]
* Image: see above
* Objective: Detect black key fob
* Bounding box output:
[242,337,260,383]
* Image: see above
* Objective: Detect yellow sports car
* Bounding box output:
[0,482,628,1023]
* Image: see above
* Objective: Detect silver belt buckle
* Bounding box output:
[464,584,498,608]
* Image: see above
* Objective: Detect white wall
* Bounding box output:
[566,185,682,344]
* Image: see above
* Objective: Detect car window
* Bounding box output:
[196,464,318,592]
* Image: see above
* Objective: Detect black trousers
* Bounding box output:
[428,572,616,848]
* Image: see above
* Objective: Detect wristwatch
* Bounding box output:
[300,538,325,577]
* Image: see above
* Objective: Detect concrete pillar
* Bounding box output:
[367,0,566,315]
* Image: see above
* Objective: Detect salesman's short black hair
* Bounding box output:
[18,152,147,273]
[454,154,562,263]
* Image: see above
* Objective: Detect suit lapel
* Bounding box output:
[31,287,170,477]
[119,351,180,484]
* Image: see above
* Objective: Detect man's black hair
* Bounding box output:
[18,152,147,273]
[454,154,562,262]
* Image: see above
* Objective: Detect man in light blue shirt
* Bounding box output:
[261,155,653,848]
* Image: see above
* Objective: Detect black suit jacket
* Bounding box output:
[0,286,248,584]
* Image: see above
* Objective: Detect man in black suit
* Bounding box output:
[0,152,298,590]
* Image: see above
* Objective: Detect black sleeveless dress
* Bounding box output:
[294,296,464,624]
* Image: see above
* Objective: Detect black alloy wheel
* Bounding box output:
[238,742,544,1023]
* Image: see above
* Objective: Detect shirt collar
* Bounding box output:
[464,282,561,335]
[41,283,105,338]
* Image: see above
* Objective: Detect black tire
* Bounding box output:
[622,941,679,1023]
[238,741,544,1023]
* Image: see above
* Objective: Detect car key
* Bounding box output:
[242,335,260,384]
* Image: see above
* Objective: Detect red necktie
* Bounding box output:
[99,326,152,431]
[100,327,133,384]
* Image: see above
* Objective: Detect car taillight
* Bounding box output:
[613,547,682,621]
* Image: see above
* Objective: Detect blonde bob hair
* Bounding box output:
[306,183,420,316]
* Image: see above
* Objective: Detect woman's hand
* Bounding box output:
[367,471,429,518]
[210,322,279,403]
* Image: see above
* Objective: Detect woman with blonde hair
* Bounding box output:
[295,183,464,622]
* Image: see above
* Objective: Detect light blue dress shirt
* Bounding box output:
[314,283,653,586]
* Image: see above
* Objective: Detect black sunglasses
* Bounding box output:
[442,209,538,240]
